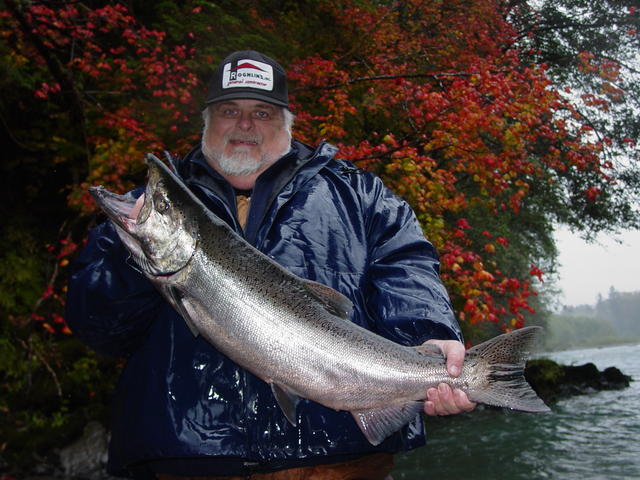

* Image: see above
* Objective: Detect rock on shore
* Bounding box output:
[525,358,632,403]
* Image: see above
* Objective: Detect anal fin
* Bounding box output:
[271,383,301,427]
[352,402,424,446]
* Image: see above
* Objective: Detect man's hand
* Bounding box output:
[423,339,476,416]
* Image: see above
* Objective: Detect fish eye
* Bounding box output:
[154,195,170,213]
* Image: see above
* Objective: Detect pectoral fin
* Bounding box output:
[164,286,200,337]
[271,383,301,427]
[352,402,424,446]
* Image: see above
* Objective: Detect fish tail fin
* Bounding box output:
[467,326,550,413]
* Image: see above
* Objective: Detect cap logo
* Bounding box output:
[222,59,274,91]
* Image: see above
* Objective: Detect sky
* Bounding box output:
[553,226,640,307]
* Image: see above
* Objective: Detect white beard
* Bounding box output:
[214,150,264,176]
[202,134,290,177]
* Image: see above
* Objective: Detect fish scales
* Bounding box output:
[174,212,432,408]
[89,154,550,446]
[188,235,433,411]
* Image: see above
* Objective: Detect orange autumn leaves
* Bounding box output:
[287,0,609,330]
[5,0,618,333]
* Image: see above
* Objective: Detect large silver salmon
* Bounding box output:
[89,154,550,446]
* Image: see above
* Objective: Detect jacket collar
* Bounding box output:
[178,139,337,245]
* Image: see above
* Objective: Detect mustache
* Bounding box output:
[225,132,262,144]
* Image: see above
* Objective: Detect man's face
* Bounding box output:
[203,99,291,177]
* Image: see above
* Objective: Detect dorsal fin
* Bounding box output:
[301,278,353,319]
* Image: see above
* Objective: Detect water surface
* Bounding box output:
[393,343,640,480]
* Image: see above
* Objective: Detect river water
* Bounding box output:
[392,343,640,480]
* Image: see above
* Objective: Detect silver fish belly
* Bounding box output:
[89,153,550,446]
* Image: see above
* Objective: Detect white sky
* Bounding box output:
[554,226,640,306]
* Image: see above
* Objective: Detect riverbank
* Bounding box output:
[1,354,633,480]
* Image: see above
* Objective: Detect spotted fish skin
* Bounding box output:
[89,154,550,446]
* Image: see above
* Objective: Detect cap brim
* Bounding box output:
[205,91,288,108]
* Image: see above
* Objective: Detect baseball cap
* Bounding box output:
[205,50,288,107]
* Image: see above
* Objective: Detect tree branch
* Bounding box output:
[291,71,507,93]
[18,337,63,399]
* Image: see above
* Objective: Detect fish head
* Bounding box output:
[89,155,199,277]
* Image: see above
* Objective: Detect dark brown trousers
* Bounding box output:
[156,453,394,480]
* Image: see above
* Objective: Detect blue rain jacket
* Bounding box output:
[66,140,462,478]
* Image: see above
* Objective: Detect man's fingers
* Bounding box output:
[421,340,476,416]
[425,384,454,415]
[424,396,436,416]
[443,343,465,377]
[424,384,477,416]
[424,339,465,377]
[425,387,440,416]
[454,388,477,412]
[435,384,458,415]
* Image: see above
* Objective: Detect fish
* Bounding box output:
[89,153,550,446]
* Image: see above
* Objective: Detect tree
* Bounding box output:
[508,0,640,235]
[1,0,638,464]
[1,0,200,322]
[596,288,640,337]
[278,0,619,336]
[1,0,199,466]
[4,0,633,340]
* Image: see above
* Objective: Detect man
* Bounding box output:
[66,50,474,480]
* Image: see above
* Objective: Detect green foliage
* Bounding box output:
[544,313,624,350]
[0,325,120,466]
[561,287,640,340]
[0,226,47,316]
[509,0,640,234]
[596,288,640,338]
[527,358,565,384]
[0,0,639,466]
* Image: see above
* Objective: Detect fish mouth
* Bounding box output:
[89,186,138,233]
[89,185,177,278]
